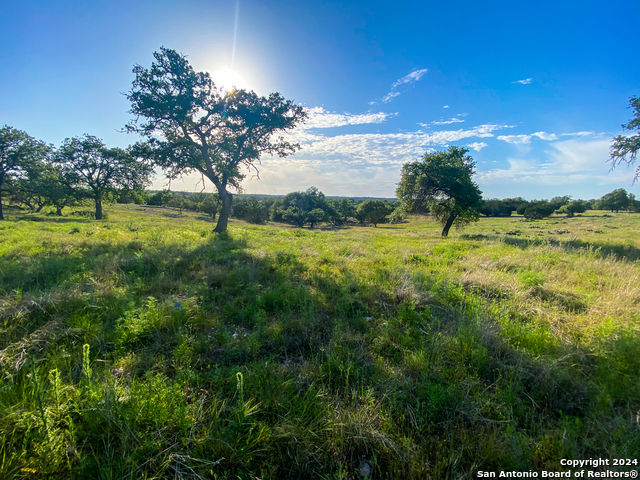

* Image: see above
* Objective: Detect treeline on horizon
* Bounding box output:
[145,187,640,226]
[6,173,638,228]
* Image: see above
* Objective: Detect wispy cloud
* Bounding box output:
[561,131,595,137]
[304,107,396,129]
[456,113,468,117]
[497,131,560,143]
[443,105,449,109]
[513,78,533,85]
[467,142,488,151]
[382,91,401,103]
[477,137,632,187]
[391,69,429,89]
[419,117,465,127]
[379,68,429,103]
[497,134,532,144]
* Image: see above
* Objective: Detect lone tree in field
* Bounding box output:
[396,146,483,236]
[610,95,640,183]
[125,47,307,233]
[0,125,50,220]
[54,135,152,220]
[356,199,391,227]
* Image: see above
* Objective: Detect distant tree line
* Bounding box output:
[135,186,402,228]
[477,188,639,219]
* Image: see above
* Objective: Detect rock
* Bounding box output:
[358,460,371,478]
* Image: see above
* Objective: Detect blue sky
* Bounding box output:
[2,0,639,199]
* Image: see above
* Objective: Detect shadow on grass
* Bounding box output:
[462,233,640,262]
[2,230,639,478]
[9,214,95,224]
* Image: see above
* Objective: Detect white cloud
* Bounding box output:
[281,123,509,165]
[561,131,595,137]
[382,91,401,103]
[431,118,465,125]
[378,68,429,104]
[477,137,633,187]
[304,107,396,129]
[419,117,465,127]
[497,134,532,144]
[513,78,533,85]
[532,131,558,141]
[391,69,429,89]
[443,105,449,109]
[456,113,468,117]
[467,142,488,151]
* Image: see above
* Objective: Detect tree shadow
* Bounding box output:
[462,233,640,262]
[500,235,640,262]
[2,227,636,478]
[9,214,95,224]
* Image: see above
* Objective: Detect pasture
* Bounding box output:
[1,206,639,479]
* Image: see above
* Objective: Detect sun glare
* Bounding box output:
[213,68,247,92]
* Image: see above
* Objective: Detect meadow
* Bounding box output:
[1,205,639,479]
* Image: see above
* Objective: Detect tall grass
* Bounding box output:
[0,206,639,478]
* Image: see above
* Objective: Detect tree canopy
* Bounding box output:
[596,188,630,212]
[396,146,483,236]
[610,95,640,183]
[356,199,392,227]
[125,47,307,233]
[54,135,152,219]
[0,125,50,220]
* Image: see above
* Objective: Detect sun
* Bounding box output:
[213,68,247,92]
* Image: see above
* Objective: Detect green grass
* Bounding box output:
[1,205,639,479]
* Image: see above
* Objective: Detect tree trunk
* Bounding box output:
[213,189,233,233]
[95,197,103,220]
[441,214,456,236]
[56,205,63,216]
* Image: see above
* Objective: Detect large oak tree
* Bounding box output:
[125,47,307,233]
[396,146,483,236]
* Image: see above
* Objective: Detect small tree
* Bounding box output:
[549,196,571,211]
[610,95,640,183]
[167,195,187,214]
[597,188,630,212]
[148,189,174,206]
[356,199,391,227]
[523,201,556,220]
[330,198,357,224]
[396,146,483,236]
[126,47,307,233]
[558,200,588,217]
[200,194,220,219]
[388,205,407,224]
[0,125,50,220]
[54,135,152,220]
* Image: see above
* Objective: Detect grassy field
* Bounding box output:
[1,205,639,479]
